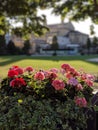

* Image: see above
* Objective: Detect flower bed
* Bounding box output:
[0,63,95,130]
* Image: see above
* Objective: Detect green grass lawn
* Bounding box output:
[0,55,98,78]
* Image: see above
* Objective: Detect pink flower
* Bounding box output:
[60,69,66,75]
[85,79,93,87]
[8,70,19,78]
[52,79,65,90]
[75,97,87,107]
[50,68,58,73]
[10,78,26,88]
[25,66,34,72]
[61,63,71,72]
[66,72,73,79]
[43,71,51,79]
[76,83,83,91]
[86,74,95,81]
[34,72,45,80]
[49,72,58,80]
[81,74,87,80]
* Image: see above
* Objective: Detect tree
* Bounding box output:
[53,0,98,24]
[1,0,98,37]
[7,40,21,55]
[92,36,98,47]
[51,35,58,55]
[0,35,7,55]
[0,0,59,36]
[86,37,91,54]
[22,40,31,55]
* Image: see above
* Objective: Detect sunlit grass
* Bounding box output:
[0,55,98,78]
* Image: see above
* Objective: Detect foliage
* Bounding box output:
[53,0,98,24]
[0,55,98,78]
[90,25,95,35]
[92,36,98,47]
[86,37,91,54]
[7,40,22,55]
[22,40,31,55]
[0,0,59,36]
[51,35,59,55]
[0,0,98,37]
[51,35,59,50]
[0,35,7,55]
[0,63,95,130]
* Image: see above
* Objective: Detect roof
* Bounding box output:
[65,30,89,36]
[47,21,75,30]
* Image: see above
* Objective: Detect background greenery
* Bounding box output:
[0,0,98,36]
[0,55,98,78]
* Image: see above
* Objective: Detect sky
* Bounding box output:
[38,9,98,37]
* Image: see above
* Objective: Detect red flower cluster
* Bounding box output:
[8,70,18,78]
[5,63,94,108]
[8,65,24,78]
[10,78,26,88]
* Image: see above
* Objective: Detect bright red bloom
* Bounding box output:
[8,70,18,78]
[10,78,26,88]
[75,97,87,107]
[25,66,34,72]
[34,72,45,80]
[11,65,19,69]
[52,79,65,90]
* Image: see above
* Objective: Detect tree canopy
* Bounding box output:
[0,0,58,36]
[53,0,98,24]
[0,0,98,37]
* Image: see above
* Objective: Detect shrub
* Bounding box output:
[0,64,95,130]
[7,40,22,55]
[0,35,7,55]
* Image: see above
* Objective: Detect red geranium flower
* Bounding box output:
[8,70,18,78]
[10,78,26,88]
[11,65,19,69]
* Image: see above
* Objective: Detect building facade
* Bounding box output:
[32,21,88,48]
[66,30,89,46]
[5,22,89,54]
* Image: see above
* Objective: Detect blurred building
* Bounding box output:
[31,21,88,49]
[5,21,89,54]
